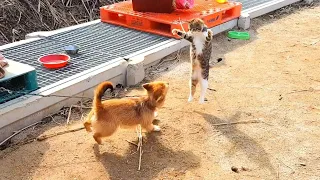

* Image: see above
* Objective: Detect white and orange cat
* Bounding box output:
[172,18,213,104]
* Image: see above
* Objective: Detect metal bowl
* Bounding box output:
[64,45,79,55]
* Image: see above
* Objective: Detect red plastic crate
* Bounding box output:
[100,1,242,39]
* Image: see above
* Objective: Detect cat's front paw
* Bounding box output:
[207,29,213,37]
[206,29,213,42]
[207,29,213,35]
[172,29,179,35]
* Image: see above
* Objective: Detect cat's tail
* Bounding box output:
[93,81,114,110]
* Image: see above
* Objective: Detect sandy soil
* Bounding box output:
[0,2,320,180]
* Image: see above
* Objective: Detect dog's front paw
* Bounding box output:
[154,111,158,117]
[172,29,179,35]
[188,95,193,102]
[153,125,161,132]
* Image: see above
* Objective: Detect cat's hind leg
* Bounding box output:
[188,78,198,102]
[199,78,208,104]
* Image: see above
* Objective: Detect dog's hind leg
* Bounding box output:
[93,133,102,144]
[92,122,118,144]
[83,111,94,132]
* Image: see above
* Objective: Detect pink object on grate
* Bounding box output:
[175,0,194,9]
[0,53,4,60]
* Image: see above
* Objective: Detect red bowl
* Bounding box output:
[38,54,70,69]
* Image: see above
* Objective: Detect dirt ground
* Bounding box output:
[1,2,320,180]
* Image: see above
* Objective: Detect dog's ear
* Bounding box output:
[143,83,152,91]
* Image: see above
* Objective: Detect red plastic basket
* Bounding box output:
[132,0,175,13]
[100,1,242,38]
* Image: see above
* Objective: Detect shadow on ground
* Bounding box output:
[94,132,201,180]
[196,111,277,177]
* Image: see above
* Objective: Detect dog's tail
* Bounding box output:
[93,81,114,109]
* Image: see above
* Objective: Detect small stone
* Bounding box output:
[231,166,239,173]
[299,163,306,166]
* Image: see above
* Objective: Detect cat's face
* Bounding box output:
[188,18,205,32]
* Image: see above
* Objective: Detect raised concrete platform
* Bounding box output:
[0,0,306,142]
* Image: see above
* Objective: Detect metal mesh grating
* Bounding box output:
[236,0,271,10]
[0,0,279,89]
[1,23,169,87]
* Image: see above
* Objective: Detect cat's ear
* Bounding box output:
[143,83,152,91]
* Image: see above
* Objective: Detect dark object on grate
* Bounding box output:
[132,0,175,13]
[64,45,79,55]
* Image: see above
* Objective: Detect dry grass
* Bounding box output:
[0,0,125,45]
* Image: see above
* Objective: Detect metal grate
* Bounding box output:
[1,23,169,87]
[0,0,280,89]
[236,0,271,10]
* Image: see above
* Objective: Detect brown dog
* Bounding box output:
[84,81,169,144]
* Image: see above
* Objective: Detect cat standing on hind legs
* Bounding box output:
[172,18,213,104]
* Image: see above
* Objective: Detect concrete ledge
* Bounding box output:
[238,12,251,30]
[25,19,101,40]
[126,56,145,86]
[242,0,301,19]
[1,20,101,51]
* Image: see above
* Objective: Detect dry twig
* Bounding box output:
[36,127,85,141]
[178,17,186,33]
[211,119,262,126]
[0,121,43,147]
[136,125,143,171]
[66,105,74,125]
[66,104,91,124]
[276,157,295,174]
[48,115,61,125]
[126,140,138,146]
[287,87,320,94]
